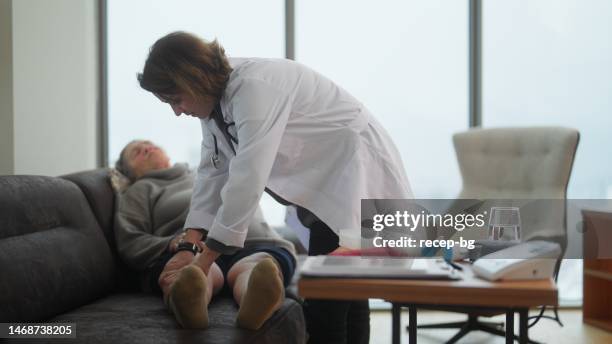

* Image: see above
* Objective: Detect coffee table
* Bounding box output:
[298,263,557,344]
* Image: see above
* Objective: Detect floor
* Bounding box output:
[369,309,612,344]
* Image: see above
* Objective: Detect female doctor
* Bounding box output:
[138,31,413,343]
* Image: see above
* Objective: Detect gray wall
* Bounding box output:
[0,0,99,176]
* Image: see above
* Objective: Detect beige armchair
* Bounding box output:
[416,126,580,343]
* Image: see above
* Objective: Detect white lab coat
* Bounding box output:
[184,57,413,249]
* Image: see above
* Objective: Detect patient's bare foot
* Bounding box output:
[168,265,209,329]
[236,258,284,330]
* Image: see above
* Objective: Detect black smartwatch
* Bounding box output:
[176,242,200,255]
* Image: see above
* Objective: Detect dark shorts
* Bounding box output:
[146,245,296,294]
[215,245,296,287]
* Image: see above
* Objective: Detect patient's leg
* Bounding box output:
[227,252,284,330]
[158,252,224,328]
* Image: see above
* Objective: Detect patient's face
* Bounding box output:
[124,140,171,179]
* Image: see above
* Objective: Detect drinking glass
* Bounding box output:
[488,207,521,241]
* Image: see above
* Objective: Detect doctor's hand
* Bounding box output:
[158,250,198,299]
[192,242,221,275]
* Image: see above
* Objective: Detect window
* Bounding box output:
[296,0,468,198]
[483,0,612,304]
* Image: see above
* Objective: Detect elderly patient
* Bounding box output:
[114,139,297,330]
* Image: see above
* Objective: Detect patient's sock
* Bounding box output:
[168,265,209,329]
[236,258,285,330]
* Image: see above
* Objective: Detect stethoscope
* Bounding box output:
[210,103,238,169]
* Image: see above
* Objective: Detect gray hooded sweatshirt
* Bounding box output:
[114,164,296,271]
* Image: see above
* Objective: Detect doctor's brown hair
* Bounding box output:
[137,31,232,101]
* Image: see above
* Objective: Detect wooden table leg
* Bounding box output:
[392,303,401,344]
[506,310,514,344]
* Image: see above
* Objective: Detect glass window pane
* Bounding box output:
[296,0,468,198]
[483,0,612,199]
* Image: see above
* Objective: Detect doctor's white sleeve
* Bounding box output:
[183,124,229,236]
[205,78,292,250]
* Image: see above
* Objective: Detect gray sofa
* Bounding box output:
[0,169,307,343]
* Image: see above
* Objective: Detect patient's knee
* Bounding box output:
[227,252,277,284]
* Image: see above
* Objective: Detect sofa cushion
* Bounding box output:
[61,169,140,292]
[0,176,115,322]
[6,293,306,344]
[61,168,116,246]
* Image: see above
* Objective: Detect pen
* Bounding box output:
[445,260,464,271]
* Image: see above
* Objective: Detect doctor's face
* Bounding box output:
[157,92,215,119]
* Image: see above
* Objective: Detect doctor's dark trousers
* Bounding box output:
[297,207,371,344]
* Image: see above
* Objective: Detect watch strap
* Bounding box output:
[176,242,200,255]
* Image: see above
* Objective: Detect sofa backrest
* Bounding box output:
[0,175,115,322]
[62,169,116,252]
[61,168,140,292]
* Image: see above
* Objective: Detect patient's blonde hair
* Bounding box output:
[114,140,139,182]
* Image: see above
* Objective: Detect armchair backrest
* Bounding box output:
[454,127,579,200]
[452,127,579,243]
